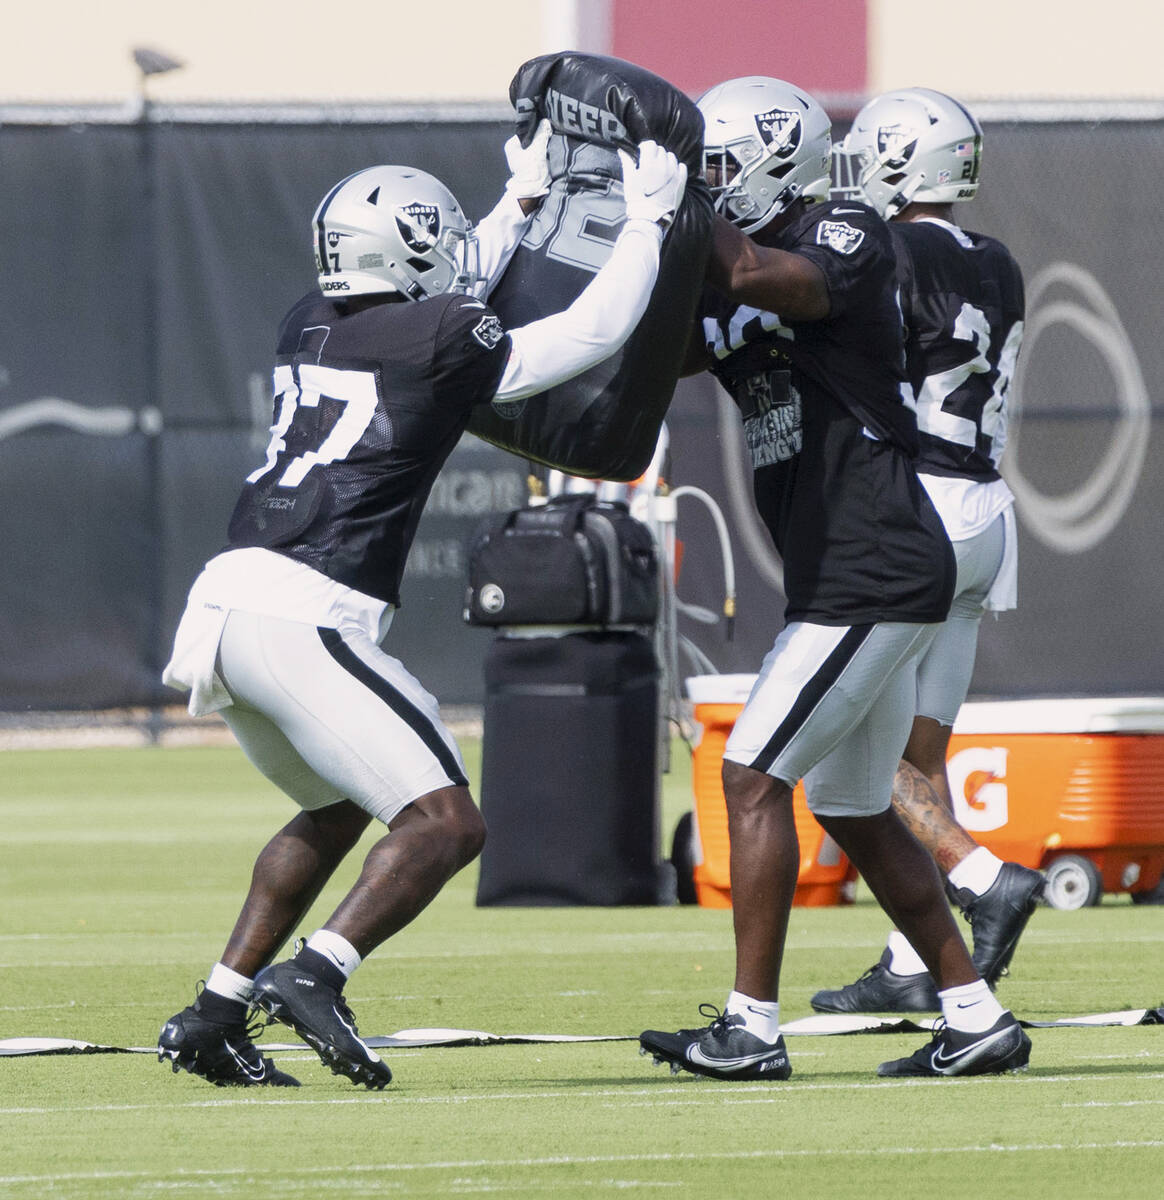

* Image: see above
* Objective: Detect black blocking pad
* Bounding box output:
[468,52,714,481]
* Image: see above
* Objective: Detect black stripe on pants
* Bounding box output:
[317,627,469,789]
[750,624,875,774]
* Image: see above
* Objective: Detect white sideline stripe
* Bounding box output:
[1064,1100,1164,1108]
[1,1140,1162,1184]
[4,1072,1163,1116]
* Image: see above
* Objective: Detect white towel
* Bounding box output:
[161,594,232,716]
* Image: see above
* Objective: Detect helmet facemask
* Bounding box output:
[698,77,832,234]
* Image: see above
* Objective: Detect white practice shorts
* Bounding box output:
[915,514,1006,726]
[214,609,468,826]
[724,620,938,818]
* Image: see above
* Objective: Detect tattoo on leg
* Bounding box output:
[892,763,978,876]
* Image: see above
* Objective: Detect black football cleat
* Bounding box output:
[950,863,1046,986]
[877,1011,1031,1077]
[252,959,391,1090]
[158,1000,299,1087]
[639,1005,792,1081]
[810,948,940,1014]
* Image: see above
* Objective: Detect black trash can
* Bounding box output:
[476,630,661,906]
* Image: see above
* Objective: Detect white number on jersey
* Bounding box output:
[247,363,380,488]
[915,301,1023,468]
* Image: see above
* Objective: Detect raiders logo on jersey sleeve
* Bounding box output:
[815,220,865,255]
[472,314,505,349]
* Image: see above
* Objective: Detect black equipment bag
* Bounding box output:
[476,631,660,906]
[464,494,658,627]
[466,52,713,480]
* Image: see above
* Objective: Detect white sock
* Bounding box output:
[205,962,253,1004]
[725,990,780,1042]
[947,846,1004,897]
[939,980,1006,1033]
[306,929,362,980]
[886,930,929,977]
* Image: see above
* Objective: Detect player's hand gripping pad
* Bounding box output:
[467,53,713,481]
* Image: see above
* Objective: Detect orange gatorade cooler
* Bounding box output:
[683,683,1164,912]
[948,698,1164,908]
[685,674,857,908]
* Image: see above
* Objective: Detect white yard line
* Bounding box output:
[1,1140,1163,1186]
[4,1071,1163,1117]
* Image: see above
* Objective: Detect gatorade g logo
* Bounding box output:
[396,203,440,253]
[948,746,1009,832]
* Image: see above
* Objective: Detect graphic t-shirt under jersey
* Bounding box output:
[701,200,954,625]
[227,290,510,607]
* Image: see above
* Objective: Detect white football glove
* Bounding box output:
[618,141,688,228]
[503,117,553,201]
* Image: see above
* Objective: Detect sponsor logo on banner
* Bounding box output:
[396,203,440,253]
[815,220,865,255]
[754,108,801,157]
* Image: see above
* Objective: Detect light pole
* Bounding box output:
[131,46,183,740]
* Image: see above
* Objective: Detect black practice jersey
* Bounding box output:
[702,200,954,625]
[891,220,1025,481]
[227,290,510,606]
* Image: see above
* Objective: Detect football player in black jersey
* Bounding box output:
[640,77,1030,1081]
[158,123,687,1088]
[810,88,1042,1017]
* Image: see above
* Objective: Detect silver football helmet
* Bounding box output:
[832,88,983,219]
[311,165,479,300]
[697,76,832,233]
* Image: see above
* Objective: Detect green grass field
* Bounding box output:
[2,743,1162,1198]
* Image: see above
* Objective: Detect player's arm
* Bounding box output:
[492,141,687,403]
[706,213,829,321]
[474,119,554,296]
[680,316,711,377]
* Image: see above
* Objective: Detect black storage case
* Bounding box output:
[476,631,660,906]
[464,494,659,628]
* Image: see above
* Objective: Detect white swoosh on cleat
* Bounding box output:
[332,1006,382,1063]
[224,1040,266,1082]
[687,1045,785,1071]
[931,1026,1012,1072]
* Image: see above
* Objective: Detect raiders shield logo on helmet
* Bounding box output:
[754,108,802,158]
[876,124,918,170]
[395,202,440,253]
[815,220,865,255]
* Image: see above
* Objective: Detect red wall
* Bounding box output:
[610,0,867,100]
